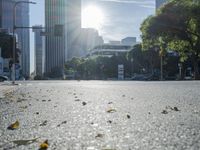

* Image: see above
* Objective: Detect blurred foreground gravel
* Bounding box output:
[0,80,200,150]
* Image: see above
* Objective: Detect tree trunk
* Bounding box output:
[193,60,200,80]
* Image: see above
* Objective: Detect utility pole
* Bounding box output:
[12,1,36,84]
[160,55,163,81]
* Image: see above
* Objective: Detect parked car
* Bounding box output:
[131,74,147,81]
[0,75,8,82]
[131,74,159,81]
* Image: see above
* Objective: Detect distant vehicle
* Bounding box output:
[131,74,146,81]
[131,74,159,81]
[0,75,8,82]
[184,76,193,80]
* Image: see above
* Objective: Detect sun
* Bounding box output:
[82,5,104,30]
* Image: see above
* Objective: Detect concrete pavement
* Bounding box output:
[0,81,200,150]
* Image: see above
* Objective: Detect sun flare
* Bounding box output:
[82,5,104,30]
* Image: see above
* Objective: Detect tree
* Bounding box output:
[64,54,131,80]
[140,0,200,79]
[128,44,160,74]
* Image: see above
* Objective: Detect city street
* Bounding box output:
[0,81,200,150]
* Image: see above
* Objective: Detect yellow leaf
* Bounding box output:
[39,140,49,150]
[8,120,19,130]
[106,108,116,113]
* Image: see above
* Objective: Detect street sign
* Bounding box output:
[118,64,124,80]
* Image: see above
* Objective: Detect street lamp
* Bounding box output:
[12,1,36,84]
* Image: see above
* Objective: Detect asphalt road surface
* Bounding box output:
[0,81,200,150]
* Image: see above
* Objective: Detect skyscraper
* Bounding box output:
[45,0,67,73]
[45,0,82,74]
[32,25,45,77]
[0,0,30,77]
[156,0,167,9]
[81,28,104,54]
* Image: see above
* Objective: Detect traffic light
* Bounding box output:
[54,24,64,37]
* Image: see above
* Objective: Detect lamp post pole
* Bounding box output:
[178,63,182,79]
[12,1,36,84]
[160,55,163,81]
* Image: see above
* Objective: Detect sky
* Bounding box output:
[29,0,155,72]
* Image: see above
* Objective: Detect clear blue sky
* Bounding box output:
[29,0,155,73]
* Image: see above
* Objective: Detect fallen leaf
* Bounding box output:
[57,121,67,127]
[127,114,131,119]
[166,106,180,112]
[75,99,81,102]
[95,133,104,138]
[107,120,112,124]
[107,108,116,113]
[82,102,87,106]
[12,138,39,146]
[19,106,28,109]
[39,140,49,150]
[61,121,67,124]
[173,107,180,111]
[17,98,26,103]
[161,110,168,114]
[7,120,19,130]
[40,120,47,126]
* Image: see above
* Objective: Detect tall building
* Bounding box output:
[0,0,30,77]
[45,0,67,73]
[32,25,45,76]
[81,28,104,54]
[45,0,82,73]
[67,0,82,59]
[156,0,167,9]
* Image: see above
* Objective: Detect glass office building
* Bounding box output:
[45,0,81,73]
[32,25,45,77]
[45,0,67,73]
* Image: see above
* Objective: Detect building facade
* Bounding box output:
[0,0,30,77]
[121,37,137,46]
[45,0,82,74]
[32,25,45,76]
[81,28,104,54]
[156,0,167,9]
[45,0,67,73]
[89,44,131,57]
